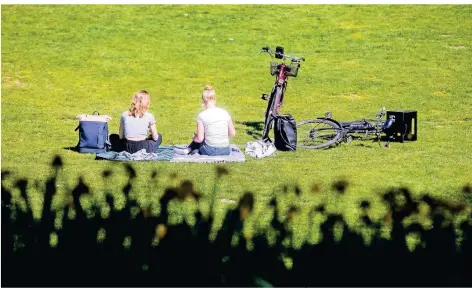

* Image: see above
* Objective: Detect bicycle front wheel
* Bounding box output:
[297,119,343,149]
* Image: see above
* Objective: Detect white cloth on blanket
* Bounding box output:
[245,140,276,158]
[120,149,157,160]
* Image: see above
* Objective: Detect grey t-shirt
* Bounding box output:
[197,107,231,147]
[120,111,156,139]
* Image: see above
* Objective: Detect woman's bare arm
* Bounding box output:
[228,119,236,137]
[149,123,159,141]
[193,122,205,143]
[119,122,125,139]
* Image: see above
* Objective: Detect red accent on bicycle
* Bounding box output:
[260,46,305,142]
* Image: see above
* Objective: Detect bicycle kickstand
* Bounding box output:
[385,135,393,148]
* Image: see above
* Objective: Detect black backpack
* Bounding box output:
[75,112,111,154]
[274,114,297,151]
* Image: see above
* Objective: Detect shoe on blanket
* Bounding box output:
[189,149,200,155]
[174,148,190,155]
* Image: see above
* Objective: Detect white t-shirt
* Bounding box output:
[197,107,231,147]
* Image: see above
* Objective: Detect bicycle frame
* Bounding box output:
[261,64,289,142]
[321,107,393,145]
[260,46,304,142]
[340,119,381,136]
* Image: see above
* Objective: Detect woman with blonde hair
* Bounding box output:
[177,85,236,156]
[118,90,162,153]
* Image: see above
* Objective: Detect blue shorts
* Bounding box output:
[188,141,230,156]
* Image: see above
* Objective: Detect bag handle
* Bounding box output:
[74,111,99,131]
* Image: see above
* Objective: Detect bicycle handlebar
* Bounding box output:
[261,46,305,62]
[376,107,386,119]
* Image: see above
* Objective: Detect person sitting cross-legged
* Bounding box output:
[117,90,162,153]
[177,85,236,156]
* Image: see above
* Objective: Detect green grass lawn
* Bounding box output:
[2,5,472,233]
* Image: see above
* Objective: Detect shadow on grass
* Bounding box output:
[63,146,78,152]
[236,120,265,140]
[352,143,377,149]
[346,135,391,149]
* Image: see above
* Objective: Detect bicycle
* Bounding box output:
[259,46,305,142]
[259,46,394,149]
[297,107,395,149]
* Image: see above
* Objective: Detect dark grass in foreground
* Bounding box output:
[2,156,472,287]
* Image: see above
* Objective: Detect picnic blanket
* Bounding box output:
[96,147,175,161]
[95,144,246,163]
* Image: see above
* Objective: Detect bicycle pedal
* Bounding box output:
[261,94,269,101]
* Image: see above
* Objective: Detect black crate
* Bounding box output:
[386,110,417,142]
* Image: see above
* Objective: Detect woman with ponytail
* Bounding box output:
[178,85,236,156]
[118,90,162,153]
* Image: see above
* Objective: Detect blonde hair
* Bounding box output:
[129,90,150,117]
[201,84,216,104]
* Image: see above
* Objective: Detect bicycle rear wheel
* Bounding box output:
[297,119,343,149]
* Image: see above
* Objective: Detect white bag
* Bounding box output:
[245,140,276,158]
